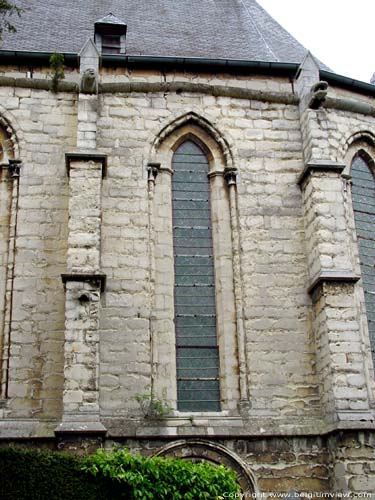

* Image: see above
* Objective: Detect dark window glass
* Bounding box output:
[102,35,121,54]
[172,140,221,411]
[352,155,375,367]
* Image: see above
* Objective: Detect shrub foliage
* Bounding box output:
[0,446,241,500]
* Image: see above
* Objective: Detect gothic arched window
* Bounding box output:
[351,154,375,367]
[172,140,220,412]
[149,117,241,415]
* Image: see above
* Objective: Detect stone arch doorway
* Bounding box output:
[153,440,257,494]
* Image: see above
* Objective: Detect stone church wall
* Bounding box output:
[0,65,374,496]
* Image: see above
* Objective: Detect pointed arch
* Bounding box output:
[150,112,234,172]
[154,440,257,494]
[343,132,375,178]
[350,147,375,173]
[0,106,23,160]
[345,130,375,153]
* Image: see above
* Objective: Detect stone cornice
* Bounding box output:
[298,160,346,187]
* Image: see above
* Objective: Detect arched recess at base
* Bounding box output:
[153,440,257,494]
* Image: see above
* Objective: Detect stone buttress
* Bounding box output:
[295,53,373,423]
[55,40,107,436]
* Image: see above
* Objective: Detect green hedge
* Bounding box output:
[0,447,240,500]
[0,447,111,500]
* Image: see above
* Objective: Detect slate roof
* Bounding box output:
[0,0,319,65]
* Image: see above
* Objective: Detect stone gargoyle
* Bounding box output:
[80,68,97,94]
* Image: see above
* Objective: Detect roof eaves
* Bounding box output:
[0,49,374,97]
[321,70,375,98]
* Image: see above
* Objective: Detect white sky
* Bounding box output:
[257,0,374,83]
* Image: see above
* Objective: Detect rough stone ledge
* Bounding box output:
[0,419,58,439]
[297,160,346,187]
[102,416,327,438]
[336,410,375,423]
[0,76,298,103]
[0,76,373,118]
[308,270,360,296]
[54,421,107,436]
[101,81,299,104]
[1,417,375,440]
[325,96,375,117]
[61,273,106,292]
[0,76,78,92]
[65,151,107,178]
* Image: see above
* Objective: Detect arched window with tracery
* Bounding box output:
[351,153,375,367]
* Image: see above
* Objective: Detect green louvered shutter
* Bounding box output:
[351,155,375,367]
[172,140,221,412]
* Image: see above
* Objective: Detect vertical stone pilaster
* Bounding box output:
[150,163,177,406]
[56,153,107,435]
[224,168,249,409]
[147,163,160,399]
[0,160,21,401]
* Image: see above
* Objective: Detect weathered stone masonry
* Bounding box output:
[0,53,374,495]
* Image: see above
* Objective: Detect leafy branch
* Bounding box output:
[0,1,22,39]
[49,52,65,92]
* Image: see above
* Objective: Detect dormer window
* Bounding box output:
[94,13,127,55]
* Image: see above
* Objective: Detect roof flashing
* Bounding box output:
[94,12,127,36]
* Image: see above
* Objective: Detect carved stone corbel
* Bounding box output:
[8,159,22,178]
[224,168,237,186]
[147,162,161,183]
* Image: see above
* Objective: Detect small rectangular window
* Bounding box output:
[101,35,121,54]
